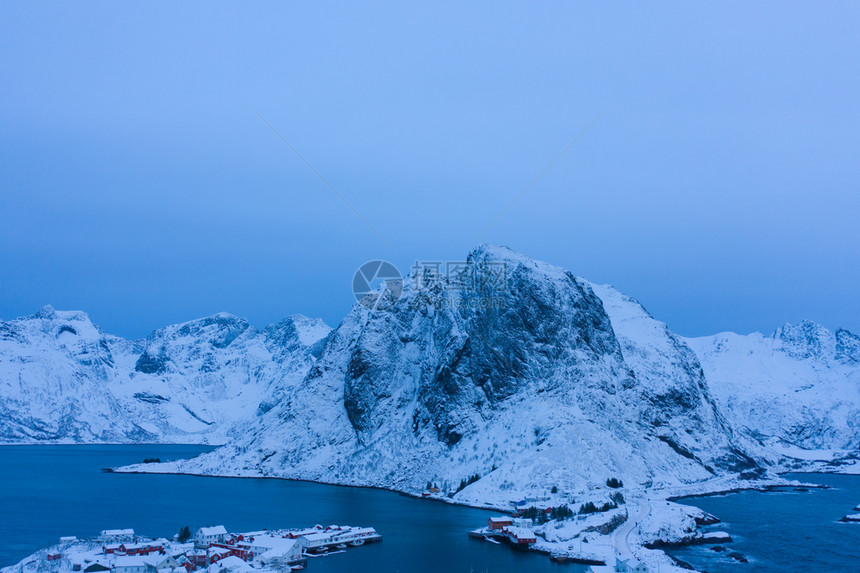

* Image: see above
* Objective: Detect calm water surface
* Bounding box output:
[667,473,860,572]
[0,445,571,572]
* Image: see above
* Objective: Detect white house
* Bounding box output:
[614,557,649,573]
[101,529,135,543]
[142,556,180,573]
[114,556,147,573]
[195,526,228,544]
[247,536,304,567]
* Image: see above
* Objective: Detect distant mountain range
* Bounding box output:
[1,245,857,500]
[0,306,330,444]
[687,320,860,450]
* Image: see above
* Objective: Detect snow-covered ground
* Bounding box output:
[462,473,808,572]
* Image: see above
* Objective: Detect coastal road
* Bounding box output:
[612,499,651,558]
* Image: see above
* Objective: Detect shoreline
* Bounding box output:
[665,481,829,503]
[110,464,823,572]
[7,443,859,572]
[112,466,514,512]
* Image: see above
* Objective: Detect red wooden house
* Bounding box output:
[488,517,513,530]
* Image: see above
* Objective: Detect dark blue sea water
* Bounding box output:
[667,473,860,572]
[0,445,570,573]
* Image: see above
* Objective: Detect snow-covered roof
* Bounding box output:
[251,536,298,552]
[488,516,512,523]
[505,526,535,539]
[258,539,298,560]
[197,525,228,537]
[115,556,146,567]
[122,541,163,550]
[213,555,246,569]
[208,547,232,556]
[141,555,177,567]
[102,529,135,536]
[247,534,279,548]
[299,532,334,542]
[287,528,320,536]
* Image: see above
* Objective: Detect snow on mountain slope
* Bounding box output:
[0,306,330,444]
[141,245,758,504]
[686,322,860,449]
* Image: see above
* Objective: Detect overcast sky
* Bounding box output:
[1,2,858,338]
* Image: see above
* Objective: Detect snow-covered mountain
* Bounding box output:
[4,245,858,503]
[686,321,860,450]
[0,306,330,444]
[141,245,761,503]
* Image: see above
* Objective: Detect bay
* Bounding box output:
[0,445,567,572]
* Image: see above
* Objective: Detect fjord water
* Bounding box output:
[667,473,860,572]
[0,445,569,572]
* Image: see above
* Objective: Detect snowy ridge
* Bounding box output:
[0,306,331,444]
[686,321,860,450]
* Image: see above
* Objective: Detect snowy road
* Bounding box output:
[612,500,651,558]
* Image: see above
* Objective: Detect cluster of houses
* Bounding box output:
[34,524,380,573]
[481,517,536,548]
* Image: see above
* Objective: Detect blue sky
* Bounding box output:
[1,2,858,338]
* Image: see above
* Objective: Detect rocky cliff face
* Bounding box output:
[157,246,757,503]
[686,320,860,450]
[0,306,330,444]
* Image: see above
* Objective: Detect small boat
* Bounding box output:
[483,536,501,545]
[336,544,347,550]
[349,539,365,547]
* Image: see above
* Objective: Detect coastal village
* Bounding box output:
[5,525,381,573]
